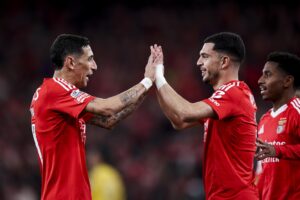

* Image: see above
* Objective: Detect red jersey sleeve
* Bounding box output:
[275,144,300,159]
[275,110,300,160]
[50,87,95,120]
[202,88,238,120]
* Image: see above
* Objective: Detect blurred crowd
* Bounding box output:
[0,0,299,199]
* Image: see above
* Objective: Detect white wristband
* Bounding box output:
[155,64,167,89]
[140,77,153,90]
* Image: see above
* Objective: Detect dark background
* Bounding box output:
[0,0,299,199]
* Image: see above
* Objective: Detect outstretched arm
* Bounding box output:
[156,81,215,130]
[88,92,147,129]
[84,48,156,129]
[153,45,216,130]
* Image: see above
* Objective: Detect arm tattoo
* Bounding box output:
[89,92,147,129]
[119,88,138,105]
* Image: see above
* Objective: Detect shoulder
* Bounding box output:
[216,81,253,101]
[45,78,78,98]
[51,78,77,93]
[289,98,300,116]
[217,81,249,95]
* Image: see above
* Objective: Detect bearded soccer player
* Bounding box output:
[152,32,258,199]
[256,52,300,200]
[30,34,156,199]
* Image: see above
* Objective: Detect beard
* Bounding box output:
[202,71,219,86]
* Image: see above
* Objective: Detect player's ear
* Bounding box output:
[220,56,230,69]
[283,75,294,88]
[64,56,75,70]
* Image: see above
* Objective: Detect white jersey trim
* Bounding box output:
[57,78,76,90]
[53,78,76,92]
[270,104,288,118]
[31,124,43,166]
[291,98,300,115]
[53,78,70,91]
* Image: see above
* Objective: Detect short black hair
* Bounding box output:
[204,32,245,63]
[50,34,90,69]
[267,51,300,88]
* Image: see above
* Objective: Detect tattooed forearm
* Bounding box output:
[89,114,111,128]
[119,88,139,105]
[89,92,147,129]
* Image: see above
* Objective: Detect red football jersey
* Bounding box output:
[30,78,95,200]
[257,97,300,200]
[202,80,258,199]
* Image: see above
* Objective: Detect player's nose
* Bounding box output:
[258,75,264,85]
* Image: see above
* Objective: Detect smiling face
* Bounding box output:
[72,45,97,88]
[197,43,222,85]
[258,61,287,102]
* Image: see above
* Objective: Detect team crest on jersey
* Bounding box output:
[276,118,287,134]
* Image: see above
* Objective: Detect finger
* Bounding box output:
[256,143,268,148]
[255,150,268,160]
[255,153,268,161]
[150,46,155,53]
[256,138,265,144]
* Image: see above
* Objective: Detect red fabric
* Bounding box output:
[30,78,95,200]
[257,97,300,200]
[202,80,258,199]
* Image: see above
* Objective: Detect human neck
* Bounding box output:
[212,69,239,90]
[53,69,75,85]
[272,90,295,111]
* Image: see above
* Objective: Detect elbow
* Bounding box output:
[104,120,119,130]
[170,114,187,130]
[172,123,185,130]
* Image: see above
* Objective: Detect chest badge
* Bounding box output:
[276,118,287,134]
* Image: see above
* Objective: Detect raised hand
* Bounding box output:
[144,46,157,82]
[151,44,163,66]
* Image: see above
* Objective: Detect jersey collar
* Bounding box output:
[270,104,288,118]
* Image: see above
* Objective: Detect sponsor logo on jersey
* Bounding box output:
[262,157,280,163]
[261,140,286,163]
[209,97,220,106]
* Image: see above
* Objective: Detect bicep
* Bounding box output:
[173,101,216,130]
[182,101,216,123]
